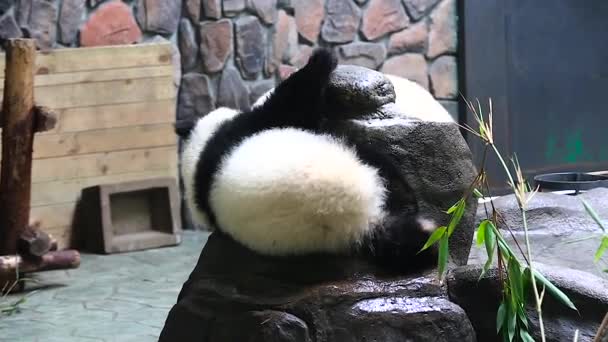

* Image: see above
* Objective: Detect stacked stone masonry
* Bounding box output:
[0,0,460,122]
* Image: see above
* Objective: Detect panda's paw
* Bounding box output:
[416,217,439,234]
[304,48,338,80]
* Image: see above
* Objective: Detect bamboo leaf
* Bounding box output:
[520,328,535,342]
[447,200,466,237]
[508,258,523,302]
[446,199,461,214]
[533,270,577,311]
[581,199,606,232]
[419,226,447,253]
[438,234,449,282]
[594,236,608,262]
[496,301,507,333]
[473,188,484,198]
[517,307,529,329]
[507,303,516,342]
[477,220,488,246]
[485,222,497,258]
[480,223,496,279]
[522,267,532,303]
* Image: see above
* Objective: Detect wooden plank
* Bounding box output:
[28,124,176,159]
[0,43,172,75]
[30,203,76,230]
[0,123,177,161]
[0,98,176,138]
[0,65,174,89]
[31,169,178,207]
[31,146,177,183]
[0,76,176,109]
[58,100,176,133]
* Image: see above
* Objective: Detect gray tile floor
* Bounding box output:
[0,231,210,342]
[1,228,604,342]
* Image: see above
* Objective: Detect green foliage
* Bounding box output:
[580,199,608,269]
[420,97,586,342]
[596,236,608,263]
[1,271,37,317]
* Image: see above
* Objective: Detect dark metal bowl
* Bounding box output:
[534,172,608,192]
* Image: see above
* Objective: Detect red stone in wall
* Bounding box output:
[80,1,142,47]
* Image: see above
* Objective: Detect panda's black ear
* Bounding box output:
[303,48,338,79]
[174,119,195,139]
[259,47,337,120]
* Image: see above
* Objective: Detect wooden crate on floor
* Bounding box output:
[0,42,179,249]
[81,178,181,254]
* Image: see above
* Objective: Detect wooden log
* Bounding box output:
[0,250,81,274]
[0,39,36,255]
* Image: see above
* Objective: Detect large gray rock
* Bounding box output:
[159,233,477,342]
[476,188,608,235]
[448,263,608,342]
[163,66,479,341]
[322,109,478,266]
[470,188,608,277]
[325,65,396,118]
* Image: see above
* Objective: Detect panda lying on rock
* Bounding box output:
[177,48,455,273]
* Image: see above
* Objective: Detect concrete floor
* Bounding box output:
[0,231,209,342]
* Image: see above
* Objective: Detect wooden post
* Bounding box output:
[0,39,36,256]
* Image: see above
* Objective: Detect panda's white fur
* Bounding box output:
[253,73,455,123]
[181,108,387,255]
[181,107,240,229]
[384,74,455,123]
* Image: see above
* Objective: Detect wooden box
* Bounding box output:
[81,178,181,254]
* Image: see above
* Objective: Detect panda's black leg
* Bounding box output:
[340,139,437,272]
[365,213,438,273]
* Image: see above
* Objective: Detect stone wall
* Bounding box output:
[0,0,183,86]
[177,0,460,121]
[0,0,459,119]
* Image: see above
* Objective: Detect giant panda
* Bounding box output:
[178,48,442,272]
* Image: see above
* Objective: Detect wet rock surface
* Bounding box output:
[448,263,608,342]
[325,65,396,118]
[159,233,477,342]
[470,188,608,277]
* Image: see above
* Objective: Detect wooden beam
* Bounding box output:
[0,250,80,274]
[0,39,36,255]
